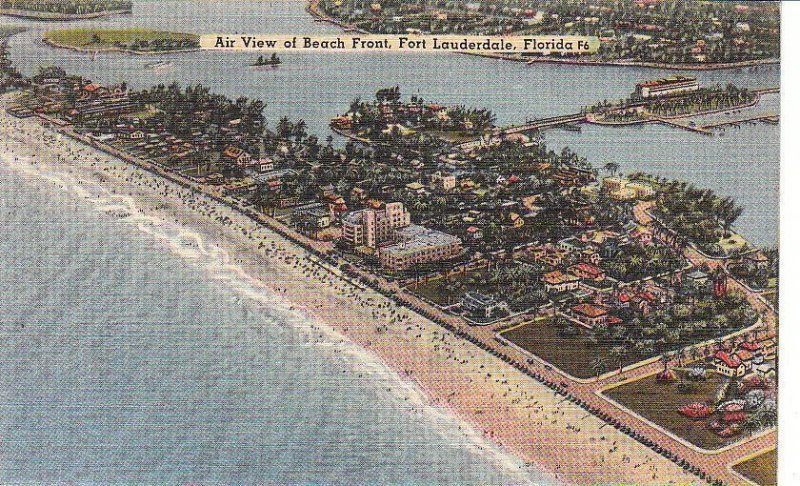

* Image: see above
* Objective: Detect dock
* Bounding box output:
[700,113,779,130]
[651,116,711,135]
[753,87,780,96]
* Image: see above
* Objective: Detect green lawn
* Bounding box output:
[408,276,461,306]
[732,449,777,486]
[604,371,738,450]
[44,28,199,51]
[718,232,750,255]
[423,129,484,143]
[0,0,132,15]
[499,317,644,379]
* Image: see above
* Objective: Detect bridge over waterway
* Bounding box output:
[502,113,586,135]
[500,86,779,136]
[454,86,780,150]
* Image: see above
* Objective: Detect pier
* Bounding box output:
[700,113,779,130]
[651,116,712,135]
[753,87,780,95]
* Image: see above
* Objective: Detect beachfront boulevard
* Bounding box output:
[0,38,778,485]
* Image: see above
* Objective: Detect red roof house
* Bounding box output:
[714,351,746,377]
[570,303,610,328]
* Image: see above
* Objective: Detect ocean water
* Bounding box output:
[0,161,546,484]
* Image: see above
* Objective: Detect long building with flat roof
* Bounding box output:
[378,224,462,271]
[635,76,699,98]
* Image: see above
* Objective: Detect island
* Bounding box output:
[580,76,778,134]
[43,28,200,54]
[331,86,496,145]
[0,0,132,20]
[309,0,780,69]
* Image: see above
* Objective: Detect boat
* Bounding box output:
[145,60,174,71]
[251,53,282,67]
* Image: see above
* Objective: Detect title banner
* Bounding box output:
[201,34,599,54]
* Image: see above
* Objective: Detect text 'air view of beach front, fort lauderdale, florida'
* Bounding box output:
[0,1,781,485]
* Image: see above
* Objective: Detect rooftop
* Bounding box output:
[543,270,579,285]
[381,224,461,257]
[463,291,496,306]
[571,303,609,318]
[714,351,742,368]
[637,76,697,88]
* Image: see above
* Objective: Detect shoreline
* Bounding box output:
[0,94,698,485]
[306,0,778,72]
[41,37,201,56]
[0,8,131,21]
[306,0,369,35]
[518,55,779,72]
[0,149,538,484]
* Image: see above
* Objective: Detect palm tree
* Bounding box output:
[276,116,293,139]
[609,346,625,373]
[689,346,700,364]
[603,162,620,177]
[591,356,607,378]
[349,97,363,115]
[677,347,687,367]
[293,119,307,142]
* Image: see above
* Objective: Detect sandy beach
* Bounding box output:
[0,94,699,485]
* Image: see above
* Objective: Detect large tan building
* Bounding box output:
[341,202,411,248]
